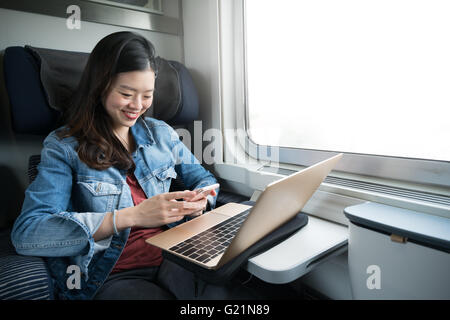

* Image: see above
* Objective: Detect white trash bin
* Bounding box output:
[344,202,450,300]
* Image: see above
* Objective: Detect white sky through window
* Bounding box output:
[246,0,450,161]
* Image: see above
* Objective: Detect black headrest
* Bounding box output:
[3,46,200,135]
[153,57,199,125]
[25,45,89,112]
[3,46,60,135]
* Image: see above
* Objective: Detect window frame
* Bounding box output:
[235,0,450,189]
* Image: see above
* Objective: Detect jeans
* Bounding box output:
[94,259,258,300]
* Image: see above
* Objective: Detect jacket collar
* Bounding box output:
[130,117,155,148]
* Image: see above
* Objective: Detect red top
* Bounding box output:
[111,173,164,273]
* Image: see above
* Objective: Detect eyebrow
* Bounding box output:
[118,85,154,92]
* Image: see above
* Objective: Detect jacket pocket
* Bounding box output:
[153,165,177,193]
[76,180,122,212]
[78,181,121,196]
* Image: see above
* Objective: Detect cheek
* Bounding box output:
[105,96,127,111]
[141,98,153,113]
[103,97,115,116]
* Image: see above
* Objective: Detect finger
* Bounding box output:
[165,215,184,224]
[169,200,204,210]
[189,210,203,217]
[188,198,208,207]
[179,208,201,215]
[166,201,204,216]
[168,208,203,218]
[187,189,216,202]
[162,190,197,201]
[168,201,199,212]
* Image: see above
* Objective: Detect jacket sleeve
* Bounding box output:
[10,134,109,273]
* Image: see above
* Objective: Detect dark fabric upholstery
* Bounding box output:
[0,165,24,230]
[216,191,250,208]
[25,45,89,112]
[27,155,41,184]
[152,58,199,125]
[3,47,60,135]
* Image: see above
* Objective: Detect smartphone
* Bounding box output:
[188,183,220,202]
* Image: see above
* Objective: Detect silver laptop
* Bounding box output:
[146,153,343,270]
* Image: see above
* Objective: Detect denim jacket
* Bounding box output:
[11,117,218,300]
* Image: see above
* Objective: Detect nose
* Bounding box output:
[130,95,143,110]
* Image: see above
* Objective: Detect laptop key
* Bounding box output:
[196,249,206,255]
[201,239,212,246]
[182,248,197,257]
[173,247,187,254]
[169,208,252,263]
[211,241,221,247]
[196,254,210,263]
[189,253,200,259]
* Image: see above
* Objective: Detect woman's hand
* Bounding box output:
[128,190,205,228]
[184,189,217,217]
[93,190,216,242]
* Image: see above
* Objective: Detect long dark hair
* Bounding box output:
[58,31,157,171]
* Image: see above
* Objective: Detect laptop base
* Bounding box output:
[162,202,309,285]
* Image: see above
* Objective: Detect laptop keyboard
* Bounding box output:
[169,208,251,264]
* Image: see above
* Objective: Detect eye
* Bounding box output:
[120,92,132,98]
[144,95,153,99]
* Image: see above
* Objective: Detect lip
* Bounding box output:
[122,110,139,120]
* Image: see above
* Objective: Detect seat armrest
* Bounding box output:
[0,229,54,300]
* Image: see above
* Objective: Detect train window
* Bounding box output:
[242,0,450,186]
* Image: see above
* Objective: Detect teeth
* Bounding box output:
[124,111,138,117]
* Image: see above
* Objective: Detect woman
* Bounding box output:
[11,32,221,300]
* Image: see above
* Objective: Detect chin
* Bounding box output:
[123,119,138,127]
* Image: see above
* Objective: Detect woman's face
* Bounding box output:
[103,69,155,132]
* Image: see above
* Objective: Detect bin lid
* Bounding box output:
[344,202,450,251]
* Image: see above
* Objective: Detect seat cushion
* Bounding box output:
[0,229,53,300]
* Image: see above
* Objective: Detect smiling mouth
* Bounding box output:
[122,110,139,120]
